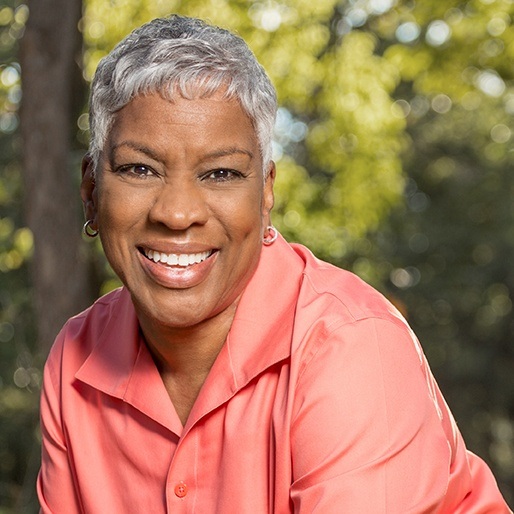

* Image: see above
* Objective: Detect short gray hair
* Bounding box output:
[88,15,277,173]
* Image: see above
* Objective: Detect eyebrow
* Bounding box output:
[202,147,254,160]
[110,141,161,161]
[110,141,254,161]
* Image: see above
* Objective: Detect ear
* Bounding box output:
[80,154,98,226]
[262,161,276,226]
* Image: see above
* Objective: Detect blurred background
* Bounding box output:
[0,0,513,511]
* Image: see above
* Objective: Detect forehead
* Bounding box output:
[106,92,258,154]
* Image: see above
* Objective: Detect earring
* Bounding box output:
[83,220,99,238]
[263,225,278,245]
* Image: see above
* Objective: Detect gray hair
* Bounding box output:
[88,15,277,174]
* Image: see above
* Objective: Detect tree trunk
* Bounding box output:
[20,0,94,356]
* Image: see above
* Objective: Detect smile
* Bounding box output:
[143,248,213,267]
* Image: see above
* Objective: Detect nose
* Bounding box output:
[148,178,209,230]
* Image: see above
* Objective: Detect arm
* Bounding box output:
[37,333,83,514]
[289,317,510,513]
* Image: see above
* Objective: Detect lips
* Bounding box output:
[138,245,218,289]
[143,248,213,267]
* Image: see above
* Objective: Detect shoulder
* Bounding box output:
[292,243,404,329]
[45,287,129,370]
[60,287,125,342]
[289,244,426,383]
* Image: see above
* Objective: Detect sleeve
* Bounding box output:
[37,329,83,514]
[289,317,511,513]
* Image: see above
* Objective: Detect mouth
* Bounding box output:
[140,247,215,267]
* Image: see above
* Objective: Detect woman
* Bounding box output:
[38,15,511,513]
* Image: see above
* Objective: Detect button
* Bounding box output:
[174,481,188,498]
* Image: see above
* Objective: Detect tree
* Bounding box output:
[20,0,95,357]
[5,0,95,510]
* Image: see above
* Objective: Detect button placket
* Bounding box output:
[166,427,199,508]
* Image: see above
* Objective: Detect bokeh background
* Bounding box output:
[1,0,513,511]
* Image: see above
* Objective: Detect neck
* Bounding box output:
[137,304,237,426]
[137,302,237,378]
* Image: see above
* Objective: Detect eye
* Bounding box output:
[202,169,243,182]
[116,164,155,178]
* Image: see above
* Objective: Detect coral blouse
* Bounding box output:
[38,236,511,513]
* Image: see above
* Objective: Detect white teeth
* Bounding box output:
[144,249,211,267]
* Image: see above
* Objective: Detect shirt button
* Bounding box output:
[174,481,188,498]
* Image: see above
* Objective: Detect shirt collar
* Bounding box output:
[186,235,305,429]
[75,288,139,399]
[75,288,180,431]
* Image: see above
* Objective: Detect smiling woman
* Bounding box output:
[91,92,272,336]
[37,14,511,514]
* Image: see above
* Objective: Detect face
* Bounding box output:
[82,92,274,332]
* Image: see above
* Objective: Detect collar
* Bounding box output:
[186,235,304,430]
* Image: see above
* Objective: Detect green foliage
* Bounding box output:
[370,97,514,497]
[347,0,514,501]
[0,2,40,511]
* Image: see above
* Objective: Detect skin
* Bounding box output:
[81,91,275,424]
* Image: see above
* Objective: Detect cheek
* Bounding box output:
[95,188,143,271]
[220,192,265,238]
[97,185,148,231]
